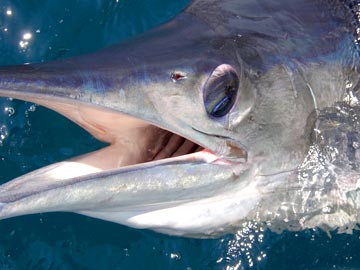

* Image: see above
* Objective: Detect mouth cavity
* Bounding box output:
[26,97,205,177]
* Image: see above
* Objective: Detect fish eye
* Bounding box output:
[203,64,239,118]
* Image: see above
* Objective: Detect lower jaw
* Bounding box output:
[36,147,220,183]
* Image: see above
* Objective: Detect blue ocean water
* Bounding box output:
[0,1,360,269]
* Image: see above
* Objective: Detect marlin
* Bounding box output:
[0,0,358,237]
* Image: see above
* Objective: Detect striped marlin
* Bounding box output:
[0,0,358,237]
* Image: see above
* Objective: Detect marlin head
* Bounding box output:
[0,0,356,237]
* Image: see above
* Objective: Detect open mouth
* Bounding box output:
[24,96,206,178]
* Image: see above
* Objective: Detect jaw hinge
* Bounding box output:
[191,127,248,161]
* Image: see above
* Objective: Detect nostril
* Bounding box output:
[171,72,187,82]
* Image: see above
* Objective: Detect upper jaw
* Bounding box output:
[0,57,248,165]
[0,80,248,172]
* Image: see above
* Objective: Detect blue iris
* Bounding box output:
[210,94,235,117]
